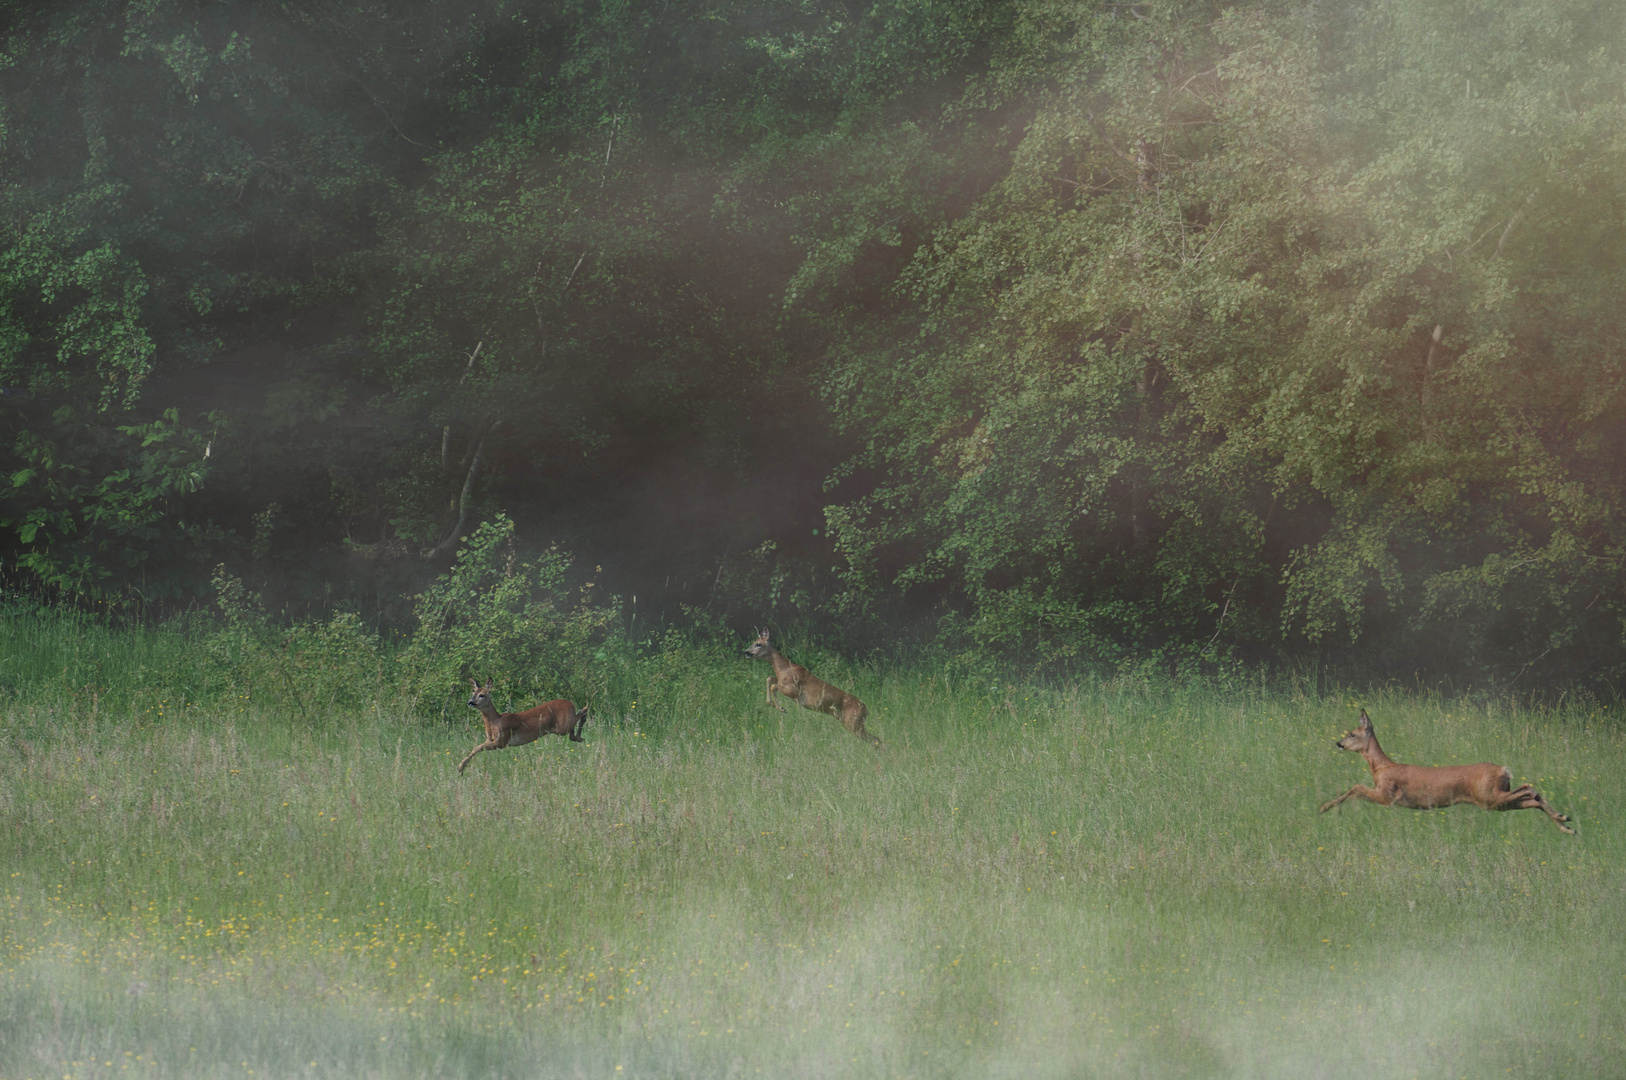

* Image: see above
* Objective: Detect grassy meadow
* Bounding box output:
[1,610,1623,1079]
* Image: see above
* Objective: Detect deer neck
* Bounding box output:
[474,699,503,723]
[1360,736,1397,776]
[766,648,795,676]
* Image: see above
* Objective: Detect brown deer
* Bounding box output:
[1319,709,1573,833]
[744,628,879,746]
[458,680,589,775]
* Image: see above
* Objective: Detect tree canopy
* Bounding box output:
[2,0,1623,687]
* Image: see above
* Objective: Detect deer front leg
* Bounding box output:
[766,676,786,711]
[458,740,499,775]
[1320,785,1388,813]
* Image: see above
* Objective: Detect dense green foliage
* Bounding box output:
[828,0,1626,687]
[2,0,1624,685]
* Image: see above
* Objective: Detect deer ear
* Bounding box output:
[470,679,479,691]
[1358,709,1372,730]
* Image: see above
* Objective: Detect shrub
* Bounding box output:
[206,566,387,717]
[401,515,619,718]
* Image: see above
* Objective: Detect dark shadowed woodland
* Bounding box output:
[3,0,1625,690]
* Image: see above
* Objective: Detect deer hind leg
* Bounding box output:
[458,740,499,775]
[1507,783,1569,821]
[1493,787,1575,833]
[841,702,881,746]
[1532,792,1576,833]
[1320,785,1388,813]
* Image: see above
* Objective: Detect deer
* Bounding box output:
[1318,709,1574,833]
[458,680,590,775]
[744,628,879,746]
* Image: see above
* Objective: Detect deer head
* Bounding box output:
[744,629,773,659]
[1334,709,1376,752]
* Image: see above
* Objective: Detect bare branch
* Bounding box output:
[1496,191,1538,257]
[563,253,587,292]
[324,60,433,149]
[440,341,483,473]
[601,111,619,188]
[426,421,503,563]
[1201,576,1243,657]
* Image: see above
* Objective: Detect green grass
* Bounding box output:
[1,628,1623,1078]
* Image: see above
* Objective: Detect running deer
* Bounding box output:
[744,628,879,746]
[1318,709,1573,833]
[458,680,589,775]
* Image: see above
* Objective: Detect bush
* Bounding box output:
[401,515,619,719]
[206,566,387,717]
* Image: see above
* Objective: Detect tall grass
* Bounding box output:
[1,609,1622,1078]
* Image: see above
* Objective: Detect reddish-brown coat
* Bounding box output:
[458,680,588,775]
[745,629,879,746]
[1319,710,1573,833]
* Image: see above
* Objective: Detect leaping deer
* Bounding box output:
[458,680,589,775]
[745,628,879,746]
[1319,709,1573,833]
